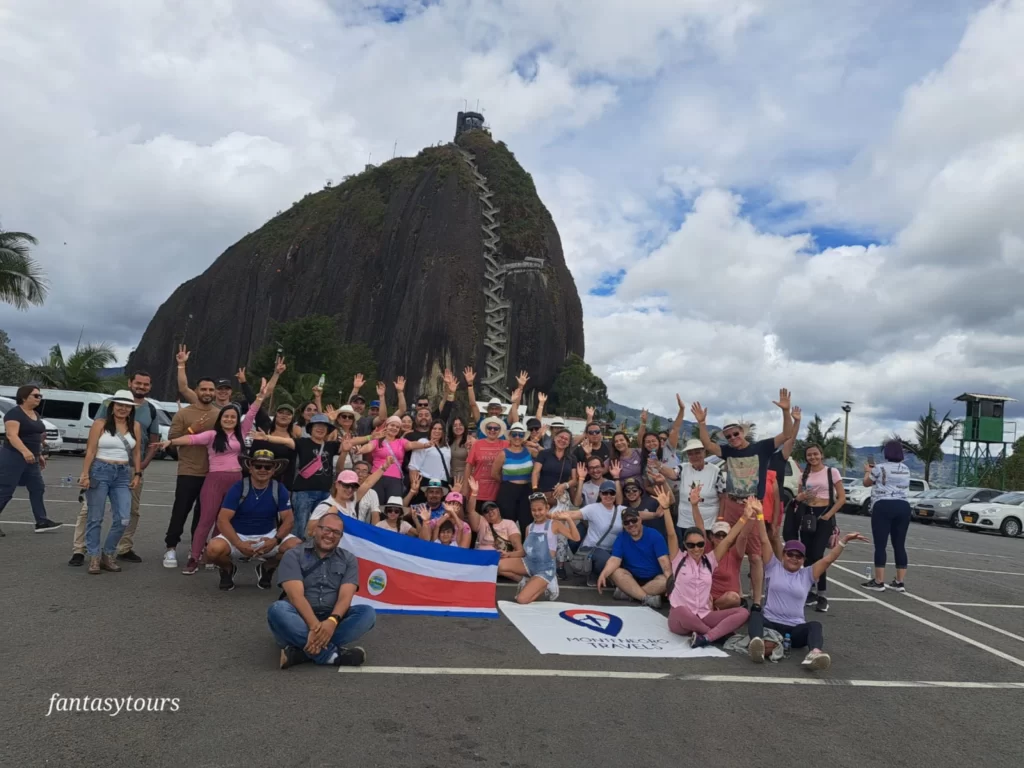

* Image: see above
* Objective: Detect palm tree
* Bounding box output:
[890,404,960,483]
[794,413,850,468]
[0,226,49,309]
[30,343,118,393]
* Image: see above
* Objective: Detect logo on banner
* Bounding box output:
[367,569,387,596]
[559,609,623,637]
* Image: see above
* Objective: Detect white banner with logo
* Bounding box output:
[499,601,728,658]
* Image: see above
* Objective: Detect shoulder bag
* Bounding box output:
[569,513,618,576]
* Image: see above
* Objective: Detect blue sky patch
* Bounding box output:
[589,268,626,296]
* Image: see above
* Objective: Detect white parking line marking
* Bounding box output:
[827,573,1024,669]
[338,666,1024,688]
[844,561,1024,577]
[936,603,1024,609]
[905,546,1015,560]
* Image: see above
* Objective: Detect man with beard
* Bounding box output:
[68,371,162,566]
[175,344,237,410]
[161,377,218,569]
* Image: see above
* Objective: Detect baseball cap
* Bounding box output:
[783,540,807,555]
[369,399,380,408]
[526,417,542,429]
[621,507,641,522]
[426,478,446,489]
[214,379,233,389]
[481,501,500,513]
[275,403,295,413]
[350,393,366,403]
[599,479,617,493]
[336,469,359,485]
[622,478,642,491]
[683,439,705,453]
[445,491,464,504]
[711,520,731,535]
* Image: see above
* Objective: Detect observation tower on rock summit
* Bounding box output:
[453,110,545,401]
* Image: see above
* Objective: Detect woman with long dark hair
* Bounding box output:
[861,440,912,592]
[250,403,297,489]
[291,395,320,439]
[409,419,452,487]
[610,431,642,481]
[0,385,60,535]
[159,382,266,574]
[448,417,470,477]
[79,390,143,574]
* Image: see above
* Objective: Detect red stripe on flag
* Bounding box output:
[355,557,496,610]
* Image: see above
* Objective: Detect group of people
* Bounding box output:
[0,353,918,672]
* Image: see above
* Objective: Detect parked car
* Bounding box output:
[0,397,63,453]
[843,479,871,514]
[912,487,1004,528]
[959,492,1024,537]
[780,457,801,507]
[853,477,931,515]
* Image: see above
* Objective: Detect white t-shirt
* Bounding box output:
[358,489,380,523]
[870,462,910,501]
[580,503,624,550]
[678,462,724,528]
[408,441,452,482]
[580,480,602,507]
[311,496,358,523]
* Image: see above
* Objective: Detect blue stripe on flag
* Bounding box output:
[371,607,500,619]
[341,514,500,566]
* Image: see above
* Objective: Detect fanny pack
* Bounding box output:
[297,444,326,479]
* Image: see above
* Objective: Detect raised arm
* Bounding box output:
[654,485,678,560]
[356,456,392,502]
[240,379,269,435]
[667,395,686,450]
[572,462,586,507]
[375,381,389,424]
[464,367,480,424]
[508,371,528,425]
[440,370,457,423]
[771,388,793,449]
[535,391,547,421]
[812,532,870,581]
[760,500,783,565]
[690,402,721,457]
[348,373,366,404]
[464,475,482,530]
[250,429,296,450]
[713,497,756,561]
[394,376,407,417]
[781,405,801,460]
[175,344,199,405]
[637,408,648,447]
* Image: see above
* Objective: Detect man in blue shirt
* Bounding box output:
[595,507,671,608]
[204,450,301,591]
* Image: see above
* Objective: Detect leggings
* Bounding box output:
[798,507,834,593]
[748,612,824,650]
[870,499,912,569]
[668,605,749,641]
[497,482,532,535]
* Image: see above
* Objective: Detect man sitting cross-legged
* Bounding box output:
[204,450,301,591]
[595,506,671,609]
[268,512,376,669]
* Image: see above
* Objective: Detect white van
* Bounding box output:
[0,387,109,451]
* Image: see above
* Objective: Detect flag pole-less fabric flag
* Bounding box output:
[338,516,500,618]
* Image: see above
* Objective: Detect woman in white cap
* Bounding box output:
[465,415,508,506]
[78,390,143,575]
[376,496,421,537]
[492,421,534,533]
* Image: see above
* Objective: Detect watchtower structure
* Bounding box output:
[953,393,1017,488]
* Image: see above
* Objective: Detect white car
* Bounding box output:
[843,479,871,513]
[959,492,1024,537]
[0,396,63,453]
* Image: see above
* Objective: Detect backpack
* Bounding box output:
[238,477,282,509]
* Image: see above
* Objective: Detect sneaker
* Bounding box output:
[641,594,662,609]
[802,648,832,671]
[68,553,85,567]
[612,587,631,601]
[861,579,886,592]
[515,576,528,596]
[163,550,178,569]
[117,550,142,563]
[556,564,567,581]
[256,563,275,590]
[586,571,598,588]
[99,554,121,572]
[815,595,829,613]
[34,519,62,533]
[805,592,818,607]
[331,646,366,667]
[887,579,907,593]
[219,564,237,591]
[182,557,199,575]
[279,646,311,670]
[748,636,765,663]
[690,632,710,649]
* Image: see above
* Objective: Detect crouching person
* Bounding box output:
[267,512,376,669]
[205,450,301,591]
[596,506,670,609]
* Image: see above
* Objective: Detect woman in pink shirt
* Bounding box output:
[159,382,266,573]
[664,486,753,648]
[354,416,433,502]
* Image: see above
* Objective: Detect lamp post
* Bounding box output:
[841,402,853,469]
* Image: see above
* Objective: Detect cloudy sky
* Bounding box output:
[2,0,1022,449]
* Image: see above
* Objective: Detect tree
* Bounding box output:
[649,415,663,434]
[250,315,378,406]
[30,342,118,392]
[978,437,1024,491]
[548,353,608,419]
[0,330,27,384]
[891,403,960,483]
[794,413,850,468]
[0,225,48,309]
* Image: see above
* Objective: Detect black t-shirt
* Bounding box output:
[572,440,610,468]
[249,437,297,490]
[635,494,668,538]
[291,437,341,492]
[720,438,776,499]
[356,415,375,437]
[3,406,45,457]
[534,448,574,491]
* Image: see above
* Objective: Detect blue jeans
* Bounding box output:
[85,462,132,557]
[592,546,612,575]
[0,449,48,523]
[266,600,376,664]
[291,490,330,539]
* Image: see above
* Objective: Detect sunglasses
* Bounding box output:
[624,486,640,493]
[684,541,706,549]
[485,425,501,432]
[28,393,42,399]
[528,492,547,502]
[338,482,359,490]
[724,431,743,440]
[623,518,641,526]
[510,431,526,438]
[250,463,276,471]
[316,526,342,538]
[587,430,601,435]
[385,507,402,514]
[784,550,806,559]
[712,532,727,540]
[338,414,354,420]
[599,490,616,497]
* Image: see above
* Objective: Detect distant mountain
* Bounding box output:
[606,400,716,437]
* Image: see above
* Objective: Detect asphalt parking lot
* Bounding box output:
[3,456,1024,768]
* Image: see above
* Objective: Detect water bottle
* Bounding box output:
[317,374,325,389]
[865,565,872,582]
[783,633,792,658]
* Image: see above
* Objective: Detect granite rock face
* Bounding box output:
[130,130,584,400]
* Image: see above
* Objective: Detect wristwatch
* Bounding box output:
[329,614,342,624]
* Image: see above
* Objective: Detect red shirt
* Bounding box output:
[711,546,742,599]
[466,438,506,502]
[763,470,779,524]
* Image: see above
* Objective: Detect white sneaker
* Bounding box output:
[641,594,662,609]
[515,576,528,596]
[748,636,765,663]
[163,549,178,569]
[802,648,832,671]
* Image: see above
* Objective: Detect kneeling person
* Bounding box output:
[205,450,300,591]
[268,513,376,668]
[596,507,670,608]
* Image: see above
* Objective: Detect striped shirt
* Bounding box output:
[502,447,533,483]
